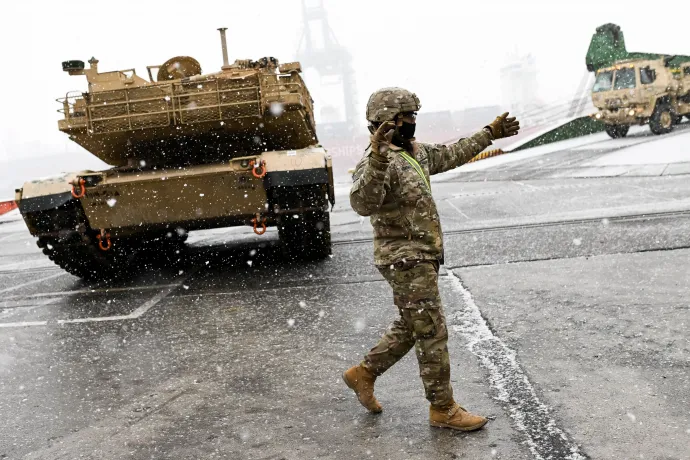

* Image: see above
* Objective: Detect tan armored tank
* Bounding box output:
[15,28,335,281]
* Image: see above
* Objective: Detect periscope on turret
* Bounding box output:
[14,28,335,282]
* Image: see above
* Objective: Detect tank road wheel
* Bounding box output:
[649,103,674,135]
[278,211,331,261]
[605,124,629,139]
[38,234,138,283]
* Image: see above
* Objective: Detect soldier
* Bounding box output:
[342,87,519,431]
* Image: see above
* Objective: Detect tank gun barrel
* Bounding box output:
[218,27,230,69]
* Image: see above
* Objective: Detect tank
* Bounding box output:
[15,28,335,282]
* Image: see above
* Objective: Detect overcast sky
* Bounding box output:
[1,0,689,168]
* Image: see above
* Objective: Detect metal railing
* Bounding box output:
[56,73,313,135]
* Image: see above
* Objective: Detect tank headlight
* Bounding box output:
[595,113,602,119]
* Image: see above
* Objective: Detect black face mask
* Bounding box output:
[397,121,416,139]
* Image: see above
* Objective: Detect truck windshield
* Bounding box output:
[614,68,636,90]
[593,71,613,92]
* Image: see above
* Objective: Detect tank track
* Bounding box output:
[33,200,139,283]
[38,232,137,283]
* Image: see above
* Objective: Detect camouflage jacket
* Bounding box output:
[350,129,493,266]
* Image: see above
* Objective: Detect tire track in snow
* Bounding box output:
[446,270,588,460]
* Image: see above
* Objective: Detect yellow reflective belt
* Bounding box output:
[399,150,430,190]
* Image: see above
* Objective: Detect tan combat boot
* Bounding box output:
[342,365,383,413]
[429,402,488,431]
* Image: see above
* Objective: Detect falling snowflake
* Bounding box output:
[269,102,284,116]
[106,198,117,207]
[183,285,189,290]
[318,310,325,318]
[355,319,366,332]
[287,318,295,327]
[249,249,257,257]
[246,260,253,267]
[299,301,307,308]
[627,412,636,422]
[573,238,582,246]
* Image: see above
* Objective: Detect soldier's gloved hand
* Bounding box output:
[370,121,396,159]
[485,112,520,139]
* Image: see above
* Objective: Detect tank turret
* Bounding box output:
[57,29,318,168]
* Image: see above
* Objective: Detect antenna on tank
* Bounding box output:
[218,27,230,70]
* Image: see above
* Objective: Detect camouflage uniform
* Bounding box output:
[350,124,492,409]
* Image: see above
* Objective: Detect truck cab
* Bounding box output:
[591,58,690,138]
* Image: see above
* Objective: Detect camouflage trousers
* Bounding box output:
[361,259,453,409]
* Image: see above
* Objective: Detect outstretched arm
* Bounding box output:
[424,129,493,175]
[425,112,520,175]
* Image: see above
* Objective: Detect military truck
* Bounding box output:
[586,24,690,138]
[15,28,335,282]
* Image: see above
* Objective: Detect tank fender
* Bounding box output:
[17,171,83,212]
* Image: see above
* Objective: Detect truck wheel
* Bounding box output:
[605,125,629,139]
[278,211,331,261]
[649,103,674,135]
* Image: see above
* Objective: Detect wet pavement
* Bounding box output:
[1,129,690,459]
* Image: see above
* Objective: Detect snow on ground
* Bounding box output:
[438,122,690,178]
[582,128,690,166]
[0,208,20,223]
[438,131,611,176]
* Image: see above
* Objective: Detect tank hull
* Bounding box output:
[16,146,334,280]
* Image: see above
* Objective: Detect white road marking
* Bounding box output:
[513,181,538,190]
[0,278,187,328]
[0,272,67,295]
[444,199,471,220]
[57,314,133,325]
[128,283,182,318]
[446,270,587,460]
[0,320,48,328]
[5,283,181,301]
[0,232,22,243]
[1,297,60,310]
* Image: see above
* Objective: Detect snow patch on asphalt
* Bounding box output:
[446,270,588,460]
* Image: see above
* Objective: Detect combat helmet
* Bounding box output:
[366,87,421,123]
